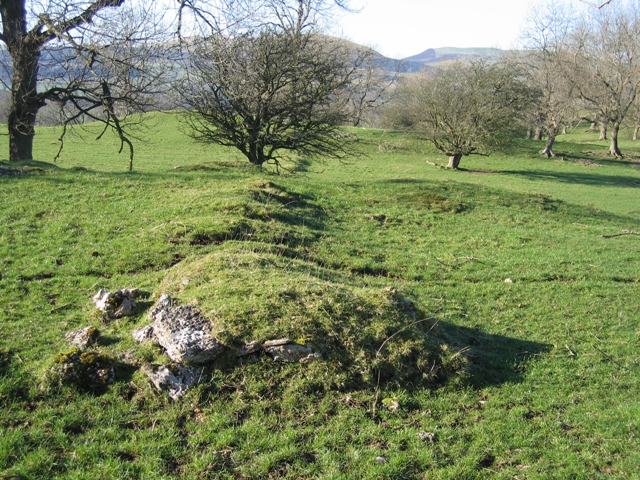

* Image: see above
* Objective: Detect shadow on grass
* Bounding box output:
[436,321,551,388]
[0,159,255,183]
[500,169,640,188]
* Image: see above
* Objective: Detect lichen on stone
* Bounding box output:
[48,347,115,392]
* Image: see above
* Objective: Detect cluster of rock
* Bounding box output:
[54,290,322,400]
[134,294,321,400]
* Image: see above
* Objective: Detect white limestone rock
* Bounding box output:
[142,364,201,400]
[150,296,224,364]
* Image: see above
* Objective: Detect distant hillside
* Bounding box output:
[403,47,505,64]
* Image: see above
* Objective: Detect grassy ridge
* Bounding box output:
[1,115,639,478]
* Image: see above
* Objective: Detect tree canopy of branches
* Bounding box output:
[519,0,640,158]
[0,0,353,168]
[386,60,533,169]
[518,2,579,157]
[179,28,358,170]
[0,0,172,168]
[566,3,640,157]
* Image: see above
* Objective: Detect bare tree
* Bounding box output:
[176,0,359,171]
[519,2,579,157]
[0,0,173,167]
[386,60,534,169]
[179,29,357,170]
[339,48,399,127]
[566,4,640,157]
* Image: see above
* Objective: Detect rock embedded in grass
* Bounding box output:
[65,325,100,349]
[236,341,263,357]
[150,296,224,365]
[132,324,155,344]
[92,288,140,319]
[48,348,115,392]
[416,432,437,442]
[263,339,320,363]
[142,363,201,401]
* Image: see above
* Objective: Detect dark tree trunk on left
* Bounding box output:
[1,0,43,162]
[8,46,42,161]
[1,0,127,163]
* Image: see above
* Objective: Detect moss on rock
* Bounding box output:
[48,347,115,392]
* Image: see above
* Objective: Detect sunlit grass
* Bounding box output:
[1,115,639,478]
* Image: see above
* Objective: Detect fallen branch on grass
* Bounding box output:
[601,230,640,239]
[425,160,445,168]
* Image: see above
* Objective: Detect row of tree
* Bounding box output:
[521,1,640,159]
[0,0,363,168]
[1,0,636,171]
[385,1,640,169]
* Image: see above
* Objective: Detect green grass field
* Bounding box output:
[1,114,639,479]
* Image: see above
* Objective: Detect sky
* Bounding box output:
[332,0,583,59]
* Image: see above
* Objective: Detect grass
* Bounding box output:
[1,115,639,478]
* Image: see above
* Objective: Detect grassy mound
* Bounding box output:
[156,248,469,392]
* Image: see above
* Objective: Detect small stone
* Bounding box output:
[382,397,400,411]
[50,348,115,392]
[65,326,100,349]
[504,278,515,284]
[299,352,322,364]
[181,278,191,286]
[132,324,155,344]
[416,432,437,442]
[142,363,201,400]
[264,342,313,363]
[236,341,263,357]
[263,338,291,347]
[374,456,387,464]
[117,348,138,364]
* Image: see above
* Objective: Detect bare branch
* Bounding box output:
[579,0,614,8]
[31,0,126,46]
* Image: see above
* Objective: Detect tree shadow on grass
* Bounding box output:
[500,169,640,189]
[434,321,551,388]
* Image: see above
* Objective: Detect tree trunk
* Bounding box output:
[599,122,608,141]
[526,128,532,140]
[8,51,41,162]
[534,126,543,141]
[2,1,42,162]
[447,153,462,169]
[590,121,597,131]
[633,124,639,141]
[246,141,267,166]
[609,123,622,157]
[539,130,557,158]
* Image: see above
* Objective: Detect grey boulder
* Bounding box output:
[150,296,224,364]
